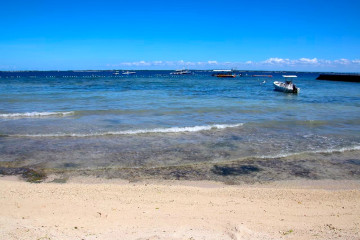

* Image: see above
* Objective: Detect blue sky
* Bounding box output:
[1,0,359,71]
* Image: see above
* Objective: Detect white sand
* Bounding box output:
[0,176,359,240]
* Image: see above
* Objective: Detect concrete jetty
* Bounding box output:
[316,74,360,82]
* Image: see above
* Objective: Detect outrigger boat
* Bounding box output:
[170,69,192,75]
[212,70,236,78]
[122,71,136,75]
[273,75,300,93]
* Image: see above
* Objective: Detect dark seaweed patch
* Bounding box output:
[63,162,80,168]
[291,168,312,178]
[0,167,29,176]
[289,164,319,179]
[229,135,243,141]
[0,167,46,183]
[212,164,260,176]
[22,170,47,183]
[346,159,360,166]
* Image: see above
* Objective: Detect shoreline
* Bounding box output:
[1,147,360,185]
[1,176,359,240]
[3,174,360,190]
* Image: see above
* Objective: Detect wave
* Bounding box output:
[312,145,360,154]
[0,111,75,119]
[10,123,244,137]
[258,145,360,159]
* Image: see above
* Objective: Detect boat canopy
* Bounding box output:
[282,75,297,78]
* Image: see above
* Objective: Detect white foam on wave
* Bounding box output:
[313,145,360,154]
[12,123,244,138]
[258,145,360,159]
[0,111,75,119]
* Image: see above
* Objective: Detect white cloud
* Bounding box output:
[105,58,360,72]
[298,58,318,64]
[263,57,320,66]
[263,58,290,64]
[334,58,351,65]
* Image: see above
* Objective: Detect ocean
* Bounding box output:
[0,70,359,183]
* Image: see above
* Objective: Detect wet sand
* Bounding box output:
[0,176,359,240]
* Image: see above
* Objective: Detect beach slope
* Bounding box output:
[0,177,359,240]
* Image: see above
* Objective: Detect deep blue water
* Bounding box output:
[0,70,359,181]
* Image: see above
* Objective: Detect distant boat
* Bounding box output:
[252,75,273,78]
[212,70,236,78]
[170,69,192,75]
[122,71,136,75]
[273,75,300,93]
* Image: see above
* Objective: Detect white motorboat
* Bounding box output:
[273,75,300,93]
[122,71,136,75]
[170,69,192,75]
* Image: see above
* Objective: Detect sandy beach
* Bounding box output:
[0,176,359,240]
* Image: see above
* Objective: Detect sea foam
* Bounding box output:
[12,123,244,137]
[258,145,360,159]
[0,111,75,119]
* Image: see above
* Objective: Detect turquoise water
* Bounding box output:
[0,71,359,182]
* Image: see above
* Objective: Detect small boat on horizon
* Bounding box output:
[273,75,300,93]
[252,74,273,78]
[122,71,136,75]
[170,69,192,75]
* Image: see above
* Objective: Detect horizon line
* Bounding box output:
[0,69,360,74]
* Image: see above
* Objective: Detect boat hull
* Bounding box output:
[273,81,300,93]
[170,70,192,75]
[215,74,236,78]
[122,71,136,75]
[170,72,192,75]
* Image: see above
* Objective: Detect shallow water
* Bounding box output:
[0,70,359,182]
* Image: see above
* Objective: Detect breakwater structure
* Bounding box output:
[316,74,360,82]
